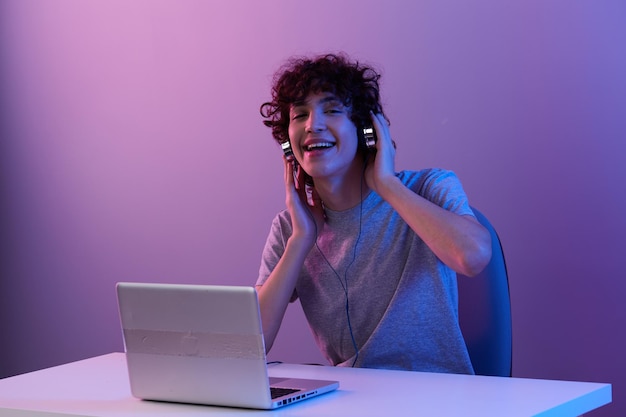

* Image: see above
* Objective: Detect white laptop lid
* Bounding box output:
[116,282,338,409]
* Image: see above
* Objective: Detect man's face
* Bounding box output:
[287,92,360,181]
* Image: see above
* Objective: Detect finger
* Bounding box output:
[308,184,323,208]
[305,183,315,207]
[370,112,391,144]
[296,163,313,191]
[283,155,289,182]
[285,156,305,192]
[283,156,294,187]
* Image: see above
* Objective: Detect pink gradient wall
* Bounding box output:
[1,1,624,415]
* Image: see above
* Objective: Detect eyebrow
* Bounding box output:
[291,95,344,108]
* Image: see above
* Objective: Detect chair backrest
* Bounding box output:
[457,207,512,377]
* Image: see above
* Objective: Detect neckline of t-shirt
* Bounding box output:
[324,189,378,221]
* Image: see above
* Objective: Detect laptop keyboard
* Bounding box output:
[270,387,301,399]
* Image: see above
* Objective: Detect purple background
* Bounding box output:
[1,1,624,415]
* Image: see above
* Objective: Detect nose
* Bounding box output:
[305,110,326,133]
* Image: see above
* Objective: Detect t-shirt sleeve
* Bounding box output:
[403,169,475,217]
[256,211,291,287]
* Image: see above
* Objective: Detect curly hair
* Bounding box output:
[260,53,387,145]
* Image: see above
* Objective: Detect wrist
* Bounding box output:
[374,174,403,200]
[286,233,315,256]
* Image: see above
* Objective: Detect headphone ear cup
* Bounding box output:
[281,140,295,162]
[362,126,377,149]
[357,126,377,154]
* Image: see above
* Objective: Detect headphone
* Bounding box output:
[281,125,377,164]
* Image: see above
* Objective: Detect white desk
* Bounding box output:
[0,353,611,417]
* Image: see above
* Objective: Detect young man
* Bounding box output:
[256,53,491,374]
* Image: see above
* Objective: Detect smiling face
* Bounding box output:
[287,92,362,182]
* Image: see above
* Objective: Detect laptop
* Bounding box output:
[116,282,339,409]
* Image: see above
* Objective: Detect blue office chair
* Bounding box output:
[457,207,512,377]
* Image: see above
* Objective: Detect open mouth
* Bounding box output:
[304,143,335,152]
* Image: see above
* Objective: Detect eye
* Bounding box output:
[290,107,308,121]
[325,105,345,114]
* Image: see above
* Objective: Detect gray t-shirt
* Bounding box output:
[257,169,475,374]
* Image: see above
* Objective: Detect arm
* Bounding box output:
[256,238,309,352]
[376,177,491,276]
[256,158,324,352]
[365,113,492,277]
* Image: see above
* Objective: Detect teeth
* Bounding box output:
[305,143,334,151]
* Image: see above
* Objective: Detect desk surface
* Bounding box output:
[0,353,611,417]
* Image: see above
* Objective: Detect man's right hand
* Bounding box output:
[284,157,325,251]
